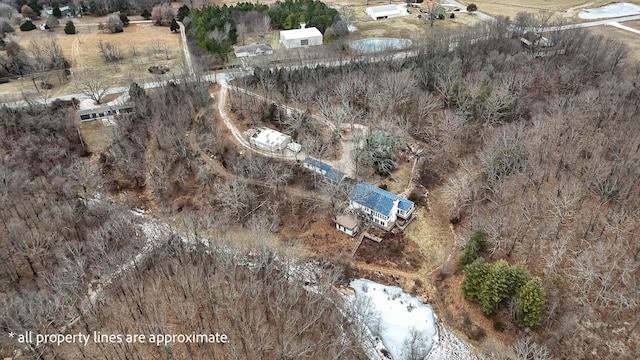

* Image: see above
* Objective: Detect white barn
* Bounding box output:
[248,127,292,152]
[279,26,323,49]
[365,5,407,20]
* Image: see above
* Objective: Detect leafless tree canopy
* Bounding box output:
[227,15,640,358]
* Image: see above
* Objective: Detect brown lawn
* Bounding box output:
[463,0,633,21]
[0,19,184,97]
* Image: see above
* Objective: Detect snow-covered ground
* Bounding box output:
[350,279,475,360]
[579,3,640,19]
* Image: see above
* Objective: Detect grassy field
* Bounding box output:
[0,18,184,97]
[349,10,481,40]
[463,0,640,22]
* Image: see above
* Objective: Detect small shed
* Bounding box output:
[248,127,292,152]
[279,26,323,49]
[365,5,406,20]
[233,44,273,58]
[334,214,359,236]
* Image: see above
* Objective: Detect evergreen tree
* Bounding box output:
[119,11,130,26]
[170,18,179,33]
[177,5,190,21]
[64,20,76,34]
[283,13,295,29]
[462,258,489,303]
[479,259,512,314]
[52,4,62,18]
[517,278,546,327]
[460,229,486,266]
[20,19,36,31]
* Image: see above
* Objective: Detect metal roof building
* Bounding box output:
[365,5,407,20]
[279,26,323,49]
[248,127,292,152]
[303,158,346,183]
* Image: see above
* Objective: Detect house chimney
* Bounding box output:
[300,22,306,29]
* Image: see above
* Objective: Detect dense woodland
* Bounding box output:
[227,15,640,359]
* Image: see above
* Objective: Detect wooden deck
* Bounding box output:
[351,227,383,256]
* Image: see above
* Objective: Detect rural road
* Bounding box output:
[217,78,304,161]
[177,21,195,76]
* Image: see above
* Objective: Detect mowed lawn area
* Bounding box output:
[0,18,184,97]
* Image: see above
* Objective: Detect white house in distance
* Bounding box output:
[233,44,273,58]
[365,5,407,20]
[279,24,323,49]
[247,127,292,152]
[349,183,415,231]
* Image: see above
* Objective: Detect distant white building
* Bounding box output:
[248,127,292,152]
[365,5,407,20]
[279,25,323,49]
[233,44,273,58]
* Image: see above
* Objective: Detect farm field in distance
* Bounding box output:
[458,0,640,20]
[0,18,184,98]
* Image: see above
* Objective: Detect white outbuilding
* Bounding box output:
[365,5,407,20]
[279,25,323,49]
[248,127,292,152]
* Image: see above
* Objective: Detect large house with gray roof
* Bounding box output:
[349,182,414,231]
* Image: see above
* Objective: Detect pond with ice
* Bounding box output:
[578,3,640,19]
[350,279,438,359]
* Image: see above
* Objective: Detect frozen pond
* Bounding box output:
[578,3,640,19]
[351,279,438,359]
[349,38,412,53]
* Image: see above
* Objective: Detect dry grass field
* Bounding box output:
[0,19,184,97]
[623,19,640,30]
[461,0,640,21]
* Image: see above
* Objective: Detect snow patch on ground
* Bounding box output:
[426,320,476,360]
[351,279,438,359]
[350,279,476,360]
[579,3,640,19]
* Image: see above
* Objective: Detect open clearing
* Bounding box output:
[0,21,184,97]
[80,119,117,153]
[466,0,638,21]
